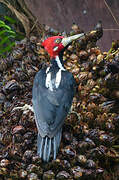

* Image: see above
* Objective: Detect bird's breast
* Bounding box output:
[45,67,65,91]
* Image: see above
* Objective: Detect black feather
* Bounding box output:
[32,63,75,161]
[37,129,62,162]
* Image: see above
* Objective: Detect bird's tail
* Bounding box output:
[37,129,62,162]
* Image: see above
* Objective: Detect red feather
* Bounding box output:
[42,36,64,58]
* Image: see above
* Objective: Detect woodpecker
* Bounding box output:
[32,33,84,162]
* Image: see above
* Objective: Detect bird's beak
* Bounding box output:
[61,33,84,47]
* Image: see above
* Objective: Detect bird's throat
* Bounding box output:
[55,56,65,71]
[45,56,65,91]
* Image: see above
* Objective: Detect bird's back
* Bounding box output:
[32,67,76,161]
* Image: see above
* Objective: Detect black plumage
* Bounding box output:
[32,59,75,162]
[32,34,85,162]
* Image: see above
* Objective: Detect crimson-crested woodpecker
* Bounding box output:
[32,33,84,162]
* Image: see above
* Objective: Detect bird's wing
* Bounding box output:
[32,69,75,138]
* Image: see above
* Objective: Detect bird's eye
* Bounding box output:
[55,38,62,44]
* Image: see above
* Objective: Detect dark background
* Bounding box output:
[25,0,119,51]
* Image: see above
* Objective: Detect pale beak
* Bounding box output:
[61,33,84,47]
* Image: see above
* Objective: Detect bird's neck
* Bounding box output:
[50,55,65,71]
[45,55,65,91]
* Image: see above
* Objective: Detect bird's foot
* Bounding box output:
[13,104,34,114]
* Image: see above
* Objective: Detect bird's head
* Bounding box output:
[42,33,84,58]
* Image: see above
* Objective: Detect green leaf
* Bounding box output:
[0,33,6,39]
[0,17,23,57]
[0,29,16,36]
[4,16,16,24]
[0,24,11,30]
[0,41,15,55]
[0,20,5,25]
[0,35,15,46]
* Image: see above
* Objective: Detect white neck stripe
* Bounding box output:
[55,56,65,71]
[46,66,50,74]
[45,68,53,91]
[45,56,66,91]
[55,69,62,88]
